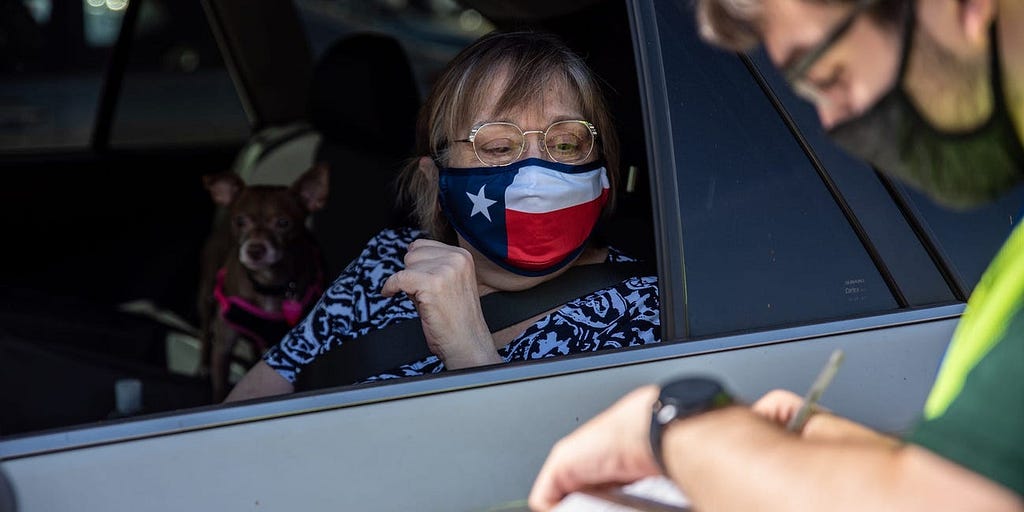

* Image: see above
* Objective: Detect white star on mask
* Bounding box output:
[466,184,497,222]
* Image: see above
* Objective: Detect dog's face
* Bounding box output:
[204,164,330,272]
[229,187,307,270]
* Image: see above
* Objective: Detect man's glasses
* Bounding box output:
[784,0,880,105]
[455,120,598,166]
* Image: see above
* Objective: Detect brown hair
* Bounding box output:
[695,0,907,52]
[396,30,620,243]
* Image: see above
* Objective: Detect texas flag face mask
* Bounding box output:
[438,157,609,276]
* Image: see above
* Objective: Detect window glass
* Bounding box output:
[0,1,122,151]
[0,0,248,152]
[110,0,248,147]
[295,0,494,98]
[654,3,897,337]
[22,0,52,23]
[896,183,1024,293]
[742,37,1023,296]
[84,0,128,47]
[746,49,955,307]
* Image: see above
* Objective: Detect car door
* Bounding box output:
[1,0,1021,511]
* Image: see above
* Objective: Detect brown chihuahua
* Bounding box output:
[198,164,329,402]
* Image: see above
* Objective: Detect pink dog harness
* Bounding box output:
[213,267,323,350]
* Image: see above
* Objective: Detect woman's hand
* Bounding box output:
[381,238,502,369]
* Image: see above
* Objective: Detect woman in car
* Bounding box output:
[226,30,660,401]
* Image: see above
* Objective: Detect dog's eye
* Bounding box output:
[233,215,249,227]
[276,217,292,230]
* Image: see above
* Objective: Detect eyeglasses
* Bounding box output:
[455,120,598,166]
[783,0,880,106]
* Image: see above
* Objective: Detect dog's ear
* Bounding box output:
[203,172,244,206]
[292,162,330,212]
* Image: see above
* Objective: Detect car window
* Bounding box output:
[894,183,1024,293]
[110,0,248,147]
[744,49,957,307]
[744,41,1023,298]
[0,0,248,152]
[0,1,122,151]
[295,0,494,99]
[653,2,898,337]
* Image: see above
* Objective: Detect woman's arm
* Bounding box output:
[224,360,294,402]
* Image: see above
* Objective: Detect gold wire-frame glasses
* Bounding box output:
[455,119,598,166]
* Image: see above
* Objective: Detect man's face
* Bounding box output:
[760,0,904,128]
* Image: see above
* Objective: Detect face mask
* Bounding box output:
[827,10,1024,208]
[438,157,609,276]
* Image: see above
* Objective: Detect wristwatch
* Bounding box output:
[649,377,734,473]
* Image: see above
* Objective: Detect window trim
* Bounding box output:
[629,0,688,339]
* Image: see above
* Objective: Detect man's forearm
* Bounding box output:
[662,406,1022,512]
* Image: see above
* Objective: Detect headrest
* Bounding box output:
[458,0,602,21]
[308,33,420,156]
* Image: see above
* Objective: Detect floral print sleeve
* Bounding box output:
[263,229,660,384]
[262,227,423,383]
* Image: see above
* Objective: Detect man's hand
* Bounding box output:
[528,385,662,512]
[751,389,819,428]
[753,388,897,446]
[381,239,501,369]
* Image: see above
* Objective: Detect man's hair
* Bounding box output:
[695,0,907,52]
[396,30,620,243]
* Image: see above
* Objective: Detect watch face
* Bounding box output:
[650,377,733,472]
[656,377,730,422]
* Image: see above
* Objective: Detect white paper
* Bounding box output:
[552,476,691,512]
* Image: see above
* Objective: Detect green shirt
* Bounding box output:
[908,221,1024,496]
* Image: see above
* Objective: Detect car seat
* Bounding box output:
[236,33,420,278]
[307,33,421,277]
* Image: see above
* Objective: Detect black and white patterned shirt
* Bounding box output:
[264,227,660,383]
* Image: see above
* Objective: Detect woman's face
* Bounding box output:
[438,70,608,288]
[446,72,598,168]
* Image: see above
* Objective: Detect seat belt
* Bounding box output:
[295,262,650,390]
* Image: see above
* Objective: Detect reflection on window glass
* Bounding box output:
[110,0,248,147]
[0,1,119,151]
[83,0,128,47]
[655,3,898,337]
[295,0,494,97]
[23,0,51,23]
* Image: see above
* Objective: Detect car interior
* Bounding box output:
[0,0,657,436]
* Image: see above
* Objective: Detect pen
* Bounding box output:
[786,349,845,432]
